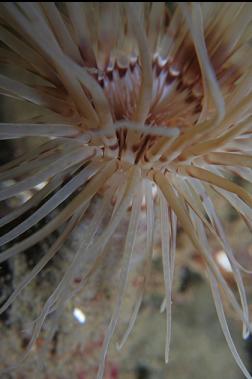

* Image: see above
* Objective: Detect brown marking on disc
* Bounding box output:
[109,142,119,151]
[118,67,127,78]
[106,69,113,81]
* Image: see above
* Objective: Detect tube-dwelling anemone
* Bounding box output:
[0,2,252,378]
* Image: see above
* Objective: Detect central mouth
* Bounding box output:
[101,54,203,126]
[83,46,238,170]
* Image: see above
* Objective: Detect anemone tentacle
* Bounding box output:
[0,3,252,378]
